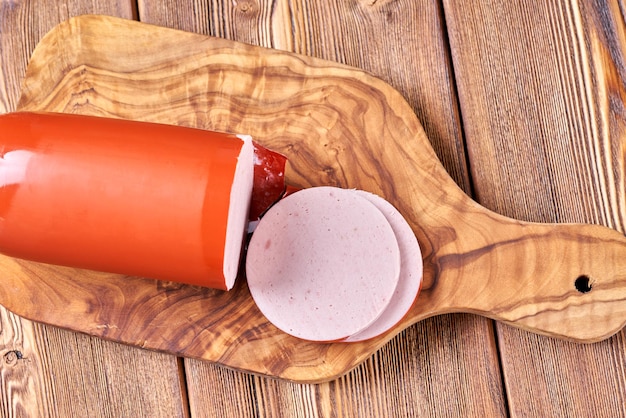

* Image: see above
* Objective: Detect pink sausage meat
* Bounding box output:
[246,187,401,341]
[343,190,423,342]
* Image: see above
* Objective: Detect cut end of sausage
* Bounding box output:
[223,135,255,290]
[245,186,403,342]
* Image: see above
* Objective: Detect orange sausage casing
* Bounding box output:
[0,112,259,290]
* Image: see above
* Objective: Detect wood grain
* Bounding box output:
[0,0,137,114]
[0,3,189,418]
[444,0,626,415]
[138,0,473,191]
[185,318,507,417]
[3,14,626,384]
[3,2,624,416]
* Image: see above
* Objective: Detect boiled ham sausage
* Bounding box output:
[0,112,255,290]
[246,186,424,342]
[0,112,423,342]
[246,187,423,342]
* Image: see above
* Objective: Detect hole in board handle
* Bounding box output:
[575,275,593,293]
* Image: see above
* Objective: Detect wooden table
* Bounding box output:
[1,1,625,416]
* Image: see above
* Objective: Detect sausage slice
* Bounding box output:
[246,186,401,342]
[342,191,423,341]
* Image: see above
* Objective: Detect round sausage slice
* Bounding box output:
[245,186,401,342]
[342,191,423,342]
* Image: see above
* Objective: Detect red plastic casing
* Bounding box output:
[0,112,247,289]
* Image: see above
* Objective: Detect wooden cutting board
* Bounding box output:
[2,15,626,383]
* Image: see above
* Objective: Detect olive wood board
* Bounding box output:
[2,15,626,383]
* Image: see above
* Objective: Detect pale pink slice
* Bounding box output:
[245,186,401,342]
[343,190,423,342]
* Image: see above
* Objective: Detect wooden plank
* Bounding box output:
[10,15,624,381]
[444,0,626,415]
[0,3,189,417]
[138,0,507,415]
[183,317,507,417]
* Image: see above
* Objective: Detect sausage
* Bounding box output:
[0,111,255,290]
[245,186,402,342]
[342,190,423,342]
[1,112,423,341]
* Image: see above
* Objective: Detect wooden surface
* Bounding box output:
[1,1,625,416]
[3,15,626,384]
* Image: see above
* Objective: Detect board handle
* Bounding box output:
[416,204,626,342]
